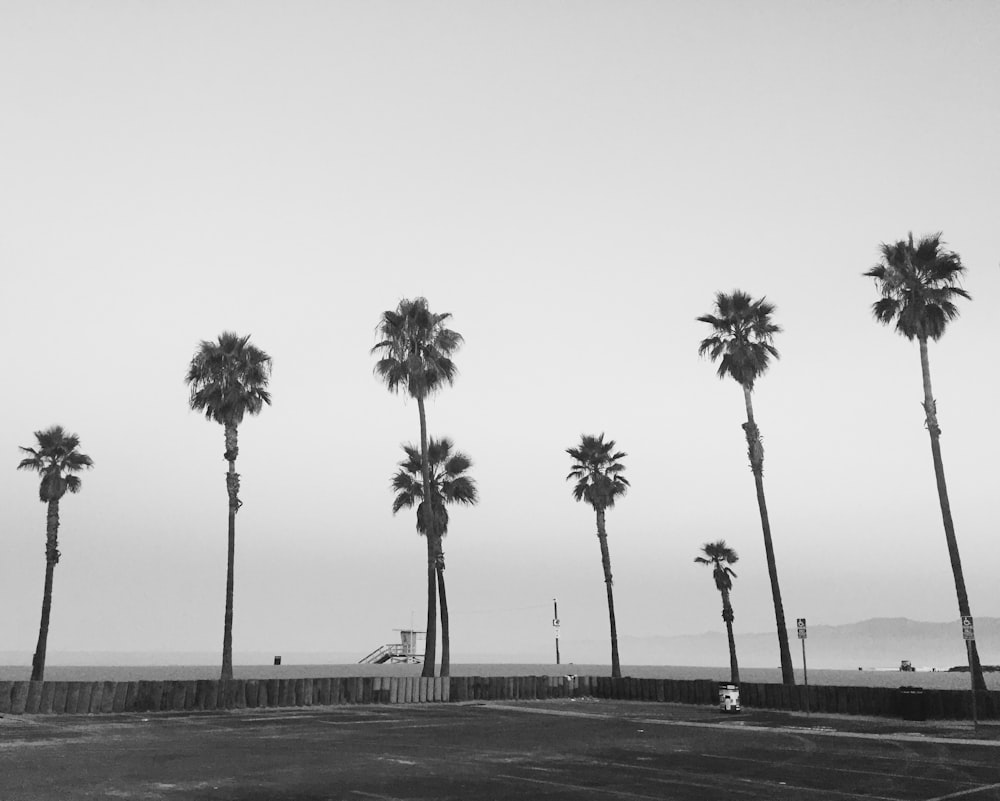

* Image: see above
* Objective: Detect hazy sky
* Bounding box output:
[2,0,998,666]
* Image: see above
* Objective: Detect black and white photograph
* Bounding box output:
[2,1,999,798]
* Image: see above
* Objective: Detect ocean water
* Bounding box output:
[2,663,997,690]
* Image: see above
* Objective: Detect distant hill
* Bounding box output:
[566,617,1000,670]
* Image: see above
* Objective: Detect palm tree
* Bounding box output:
[391,437,478,677]
[186,332,272,680]
[372,297,463,678]
[566,433,629,679]
[17,426,94,682]
[695,540,740,684]
[698,290,795,685]
[864,232,986,692]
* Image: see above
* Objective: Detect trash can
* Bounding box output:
[719,683,741,713]
[899,686,925,721]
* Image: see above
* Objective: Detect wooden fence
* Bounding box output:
[1,676,996,720]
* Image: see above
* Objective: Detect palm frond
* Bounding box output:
[698,539,739,564]
[566,433,629,512]
[865,232,970,341]
[443,475,478,505]
[426,437,454,466]
[17,426,93,502]
[697,290,781,388]
[186,332,273,425]
[444,452,473,477]
[372,298,463,400]
[390,436,477,535]
[696,540,739,593]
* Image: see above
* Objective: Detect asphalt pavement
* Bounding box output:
[2,699,999,800]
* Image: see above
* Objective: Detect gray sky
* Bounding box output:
[2,0,999,664]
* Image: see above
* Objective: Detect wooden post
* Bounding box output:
[122,682,138,713]
[111,681,128,712]
[24,682,42,714]
[40,682,56,714]
[101,682,116,713]
[77,682,94,714]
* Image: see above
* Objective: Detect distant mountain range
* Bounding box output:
[568,617,1000,670]
[2,618,995,670]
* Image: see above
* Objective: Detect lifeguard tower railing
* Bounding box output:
[358,629,424,664]
[359,643,409,664]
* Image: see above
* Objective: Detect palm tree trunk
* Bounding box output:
[417,396,437,678]
[222,423,240,681]
[918,338,986,692]
[742,385,795,685]
[721,587,739,685]
[31,499,60,682]
[436,557,450,677]
[595,508,621,679]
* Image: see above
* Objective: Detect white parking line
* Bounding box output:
[496,773,675,800]
[702,752,971,787]
[481,704,1000,748]
[582,756,905,801]
[652,775,902,801]
[925,783,1000,801]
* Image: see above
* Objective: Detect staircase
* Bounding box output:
[359,643,418,665]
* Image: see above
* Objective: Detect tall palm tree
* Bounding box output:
[17,426,93,682]
[695,540,740,684]
[186,331,272,680]
[698,290,795,685]
[566,433,629,679]
[372,297,463,678]
[391,437,478,677]
[864,232,985,692]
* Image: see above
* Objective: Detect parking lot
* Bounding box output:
[3,699,1000,800]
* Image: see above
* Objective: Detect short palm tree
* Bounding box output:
[698,290,795,685]
[695,540,740,684]
[566,433,629,679]
[865,232,985,692]
[186,331,272,680]
[391,437,478,677]
[17,426,93,682]
[372,297,463,678]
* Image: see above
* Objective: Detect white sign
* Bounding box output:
[796,618,807,639]
[553,618,560,627]
[962,616,975,641]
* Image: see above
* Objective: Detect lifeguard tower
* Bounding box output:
[358,629,424,664]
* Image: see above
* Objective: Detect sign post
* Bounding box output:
[553,598,561,666]
[797,618,809,717]
[963,615,977,728]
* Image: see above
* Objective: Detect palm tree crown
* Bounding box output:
[864,232,970,341]
[697,290,781,388]
[566,433,629,511]
[186,332,272,426]
[392,437,478,535]
[372,297,463,400]
[18,426,94,502]
[695,540,739,593]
